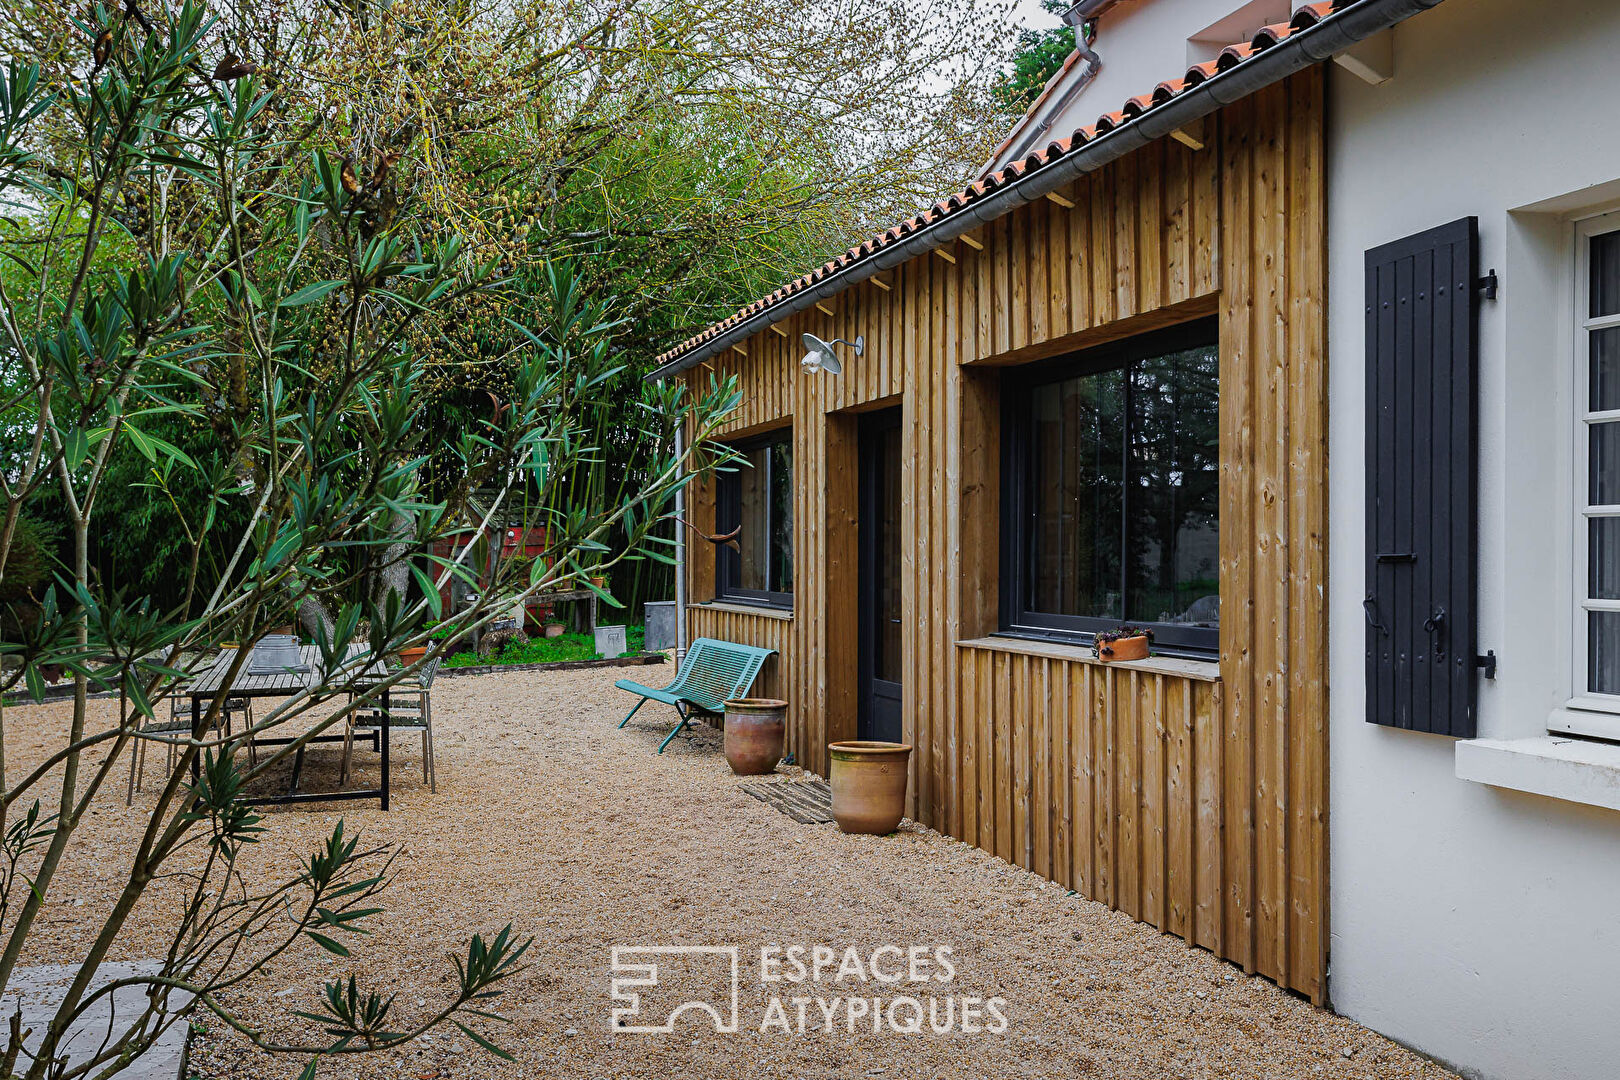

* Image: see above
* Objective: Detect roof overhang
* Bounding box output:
[648,0,1444,382]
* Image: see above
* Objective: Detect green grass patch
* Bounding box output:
[443,624,647,668]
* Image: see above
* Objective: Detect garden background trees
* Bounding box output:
[4,0,1026,613]
[0,2,745,1075]
[0,0,1036,1073]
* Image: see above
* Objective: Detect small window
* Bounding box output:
[1001,318,1220,657]
[715,429,793,607]
[1576,218,1620,704]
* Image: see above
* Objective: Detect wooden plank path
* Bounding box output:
[739,777,834,825]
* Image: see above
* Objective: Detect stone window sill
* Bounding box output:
[1455,735,1620,813]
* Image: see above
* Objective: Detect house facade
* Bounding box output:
[650,1,1620,1077]
[1326,0,1620,1077]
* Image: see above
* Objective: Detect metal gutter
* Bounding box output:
[648,0,1444,382]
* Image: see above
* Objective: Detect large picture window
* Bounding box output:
[715,429,793,607]
[1001,318,1220,656]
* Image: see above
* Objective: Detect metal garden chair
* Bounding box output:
[342,656,442,791]
[126,691,253,805]
[614,637,775,752]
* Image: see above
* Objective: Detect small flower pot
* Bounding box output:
[1096,634,1150,662]
[724,698,788,776]
[589,574,609,591]
[543,621,566,638]
[524,601,555,633]
[828,740,913,835]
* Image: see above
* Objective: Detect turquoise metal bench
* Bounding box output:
[615,637,776,753]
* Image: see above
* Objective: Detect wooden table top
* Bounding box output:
[187,644,384,698]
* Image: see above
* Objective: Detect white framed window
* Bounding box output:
[1562,212,1620,736]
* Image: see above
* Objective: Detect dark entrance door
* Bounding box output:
[859,408,904,743]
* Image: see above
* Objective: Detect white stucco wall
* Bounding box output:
[1327,1,1620,1078]
[991,0,1289,171]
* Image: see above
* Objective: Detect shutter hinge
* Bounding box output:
[1476,650,1497,679]
[1477,270,1498,300]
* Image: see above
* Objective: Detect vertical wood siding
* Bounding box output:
[677,74,1327,1001]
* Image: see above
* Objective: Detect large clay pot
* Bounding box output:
[724,698,788,775]
[398,645,429,665]
[828,740,913,835]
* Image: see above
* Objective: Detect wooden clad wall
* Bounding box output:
[679,73,1326,1001]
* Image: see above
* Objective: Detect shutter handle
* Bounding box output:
[1363,594,1388,636]
[1424,606,1447,658]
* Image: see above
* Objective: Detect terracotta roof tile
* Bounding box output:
[654,0,1355,368]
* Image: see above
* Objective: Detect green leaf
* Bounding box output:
[294,1057,318,1080]
[410,565,442,618]
[281,280,345,307]
[123,423,157,462]
[62,427,88,471]
[453,1021,515,1062]
[305,931,350,957]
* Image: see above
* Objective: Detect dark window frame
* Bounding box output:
[715,427,794,609]
[999,317,1220,658]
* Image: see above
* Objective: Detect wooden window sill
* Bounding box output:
[691,600,794,621]
[955,635,1221,682]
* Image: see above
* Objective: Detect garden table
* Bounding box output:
[532,588,599,636]
[186,644,394,810]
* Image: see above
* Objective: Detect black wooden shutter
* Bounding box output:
[1364,218,1480,737]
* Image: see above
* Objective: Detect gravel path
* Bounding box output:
[9,665,1456,1080]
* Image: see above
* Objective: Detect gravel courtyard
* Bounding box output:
[12,664,1456,1080]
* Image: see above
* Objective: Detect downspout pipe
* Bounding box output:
[673,424,687,666]
[646,0,1443,382]
[999,8,1104,168]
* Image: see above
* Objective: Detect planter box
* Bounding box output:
[644,600,677,652]
[594,624,628,658]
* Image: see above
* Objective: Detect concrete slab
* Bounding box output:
[3,961,190,1079]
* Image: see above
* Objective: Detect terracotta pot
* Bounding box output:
[1096,634,1149,662]
[589,574,609,590]
[543,622,566,638]
[828,740,913,835]
[724,698,788,775]
[398,645,429,665]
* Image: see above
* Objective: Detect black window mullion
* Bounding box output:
[1121,358,1135,620]
[763,447,774,593]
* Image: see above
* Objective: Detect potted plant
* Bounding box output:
[827,740,913,834]
[723,698,788,775]
[588,568,609,591]
[1094,626,1152,662]
[398,643,429,665]
[526,600,556,633]
[542,619,567,638]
